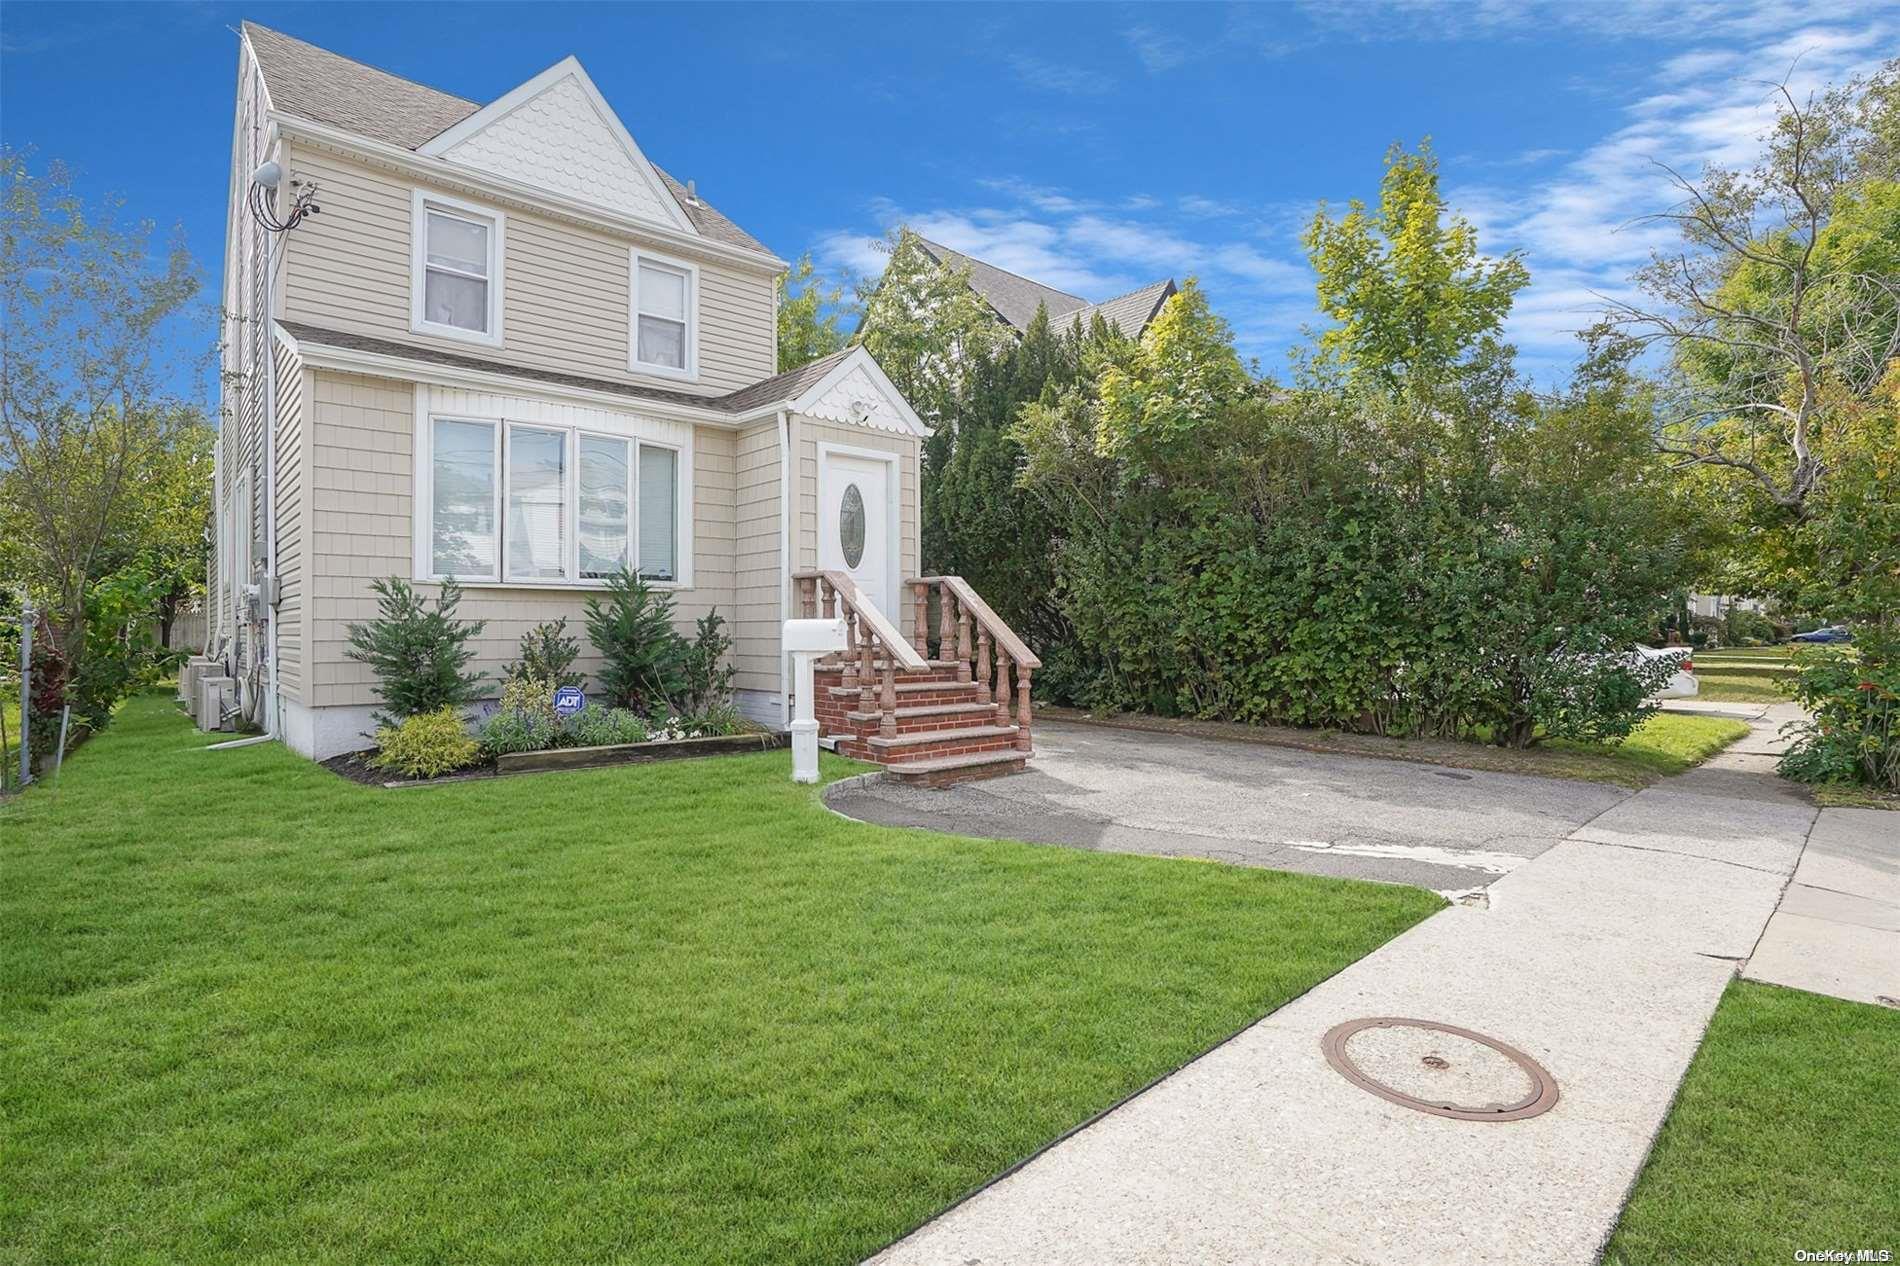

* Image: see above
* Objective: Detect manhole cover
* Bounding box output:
[1322,1017,1559,1122]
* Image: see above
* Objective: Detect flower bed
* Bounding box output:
[493,730,787,774]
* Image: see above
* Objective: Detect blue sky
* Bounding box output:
[4,0,1895,390]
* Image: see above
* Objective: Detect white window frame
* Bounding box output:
[411,189,505,347]
[501,422,571,585]
[426,417,503,582]
[413,393,693,591]
[628,248,698,381]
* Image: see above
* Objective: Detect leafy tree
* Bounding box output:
[1302,141,1528,395]
[344,578,488,727]
[854,228,1011,432]
[775,253,851,373]
[0,150,207,686]
[1611,60,1898,517]
[583,568,688,713]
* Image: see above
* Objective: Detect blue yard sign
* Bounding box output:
[553,686,586,718]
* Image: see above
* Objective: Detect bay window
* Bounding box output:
[426,414,682,586]
[412,191,503,344]
[630,252,696,377]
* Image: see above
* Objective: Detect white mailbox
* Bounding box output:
[783,617,848,783]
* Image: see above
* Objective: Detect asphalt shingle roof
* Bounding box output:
[279,322,849,415]
[242,22,774,257]
[911,237,1173,340]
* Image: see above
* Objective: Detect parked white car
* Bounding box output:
[1636,645,1699,698]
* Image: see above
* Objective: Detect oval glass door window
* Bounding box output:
[840,484,867,567]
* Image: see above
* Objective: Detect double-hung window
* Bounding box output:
[412,191,503,344]
[427,415,682,586]
[630,252,696,378]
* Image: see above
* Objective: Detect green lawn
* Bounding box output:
[1551,711,1751,780]
[1691,646,1800,703]
[0,691,1441,1265]
[1605,980,1900,1264]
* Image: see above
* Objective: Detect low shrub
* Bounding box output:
[682,611,736,715]
[503,618,583,689]
[1779,629,1898,792]
[478,708,556,757]
[371,706,481,778]
[567,703,650,747]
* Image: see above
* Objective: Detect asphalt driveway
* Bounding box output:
[828,720,1632,893]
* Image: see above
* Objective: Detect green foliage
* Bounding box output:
[477,707,556,758]
[566,703,650,748]
[344,578,487,727]
[370,707,480,778]
[1780,632,1899,792]
[503,618,582,689]
[854,228,1012,430]
[680,610,735,715]
[583,569,688,713]
[776,253,851,372]
[1302,141,1528,393]
[70,567,162,734]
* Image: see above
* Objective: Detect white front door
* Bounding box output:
[819,449,893,616]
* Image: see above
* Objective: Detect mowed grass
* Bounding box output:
[0,692,1441,1265]
[1604,980,1900,1264]
[1550,711,1750,780]
[1691,646,1800,703]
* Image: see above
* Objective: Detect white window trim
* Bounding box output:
[425,417,503,582]
[412,387,694,591]
[628,248,699,381]
[410,189,505,347]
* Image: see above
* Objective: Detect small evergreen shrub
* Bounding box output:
[566,703,650,747]
[345,578,487,726]
[503,618,583,689]
[584,569,688,714]
[478,707,556,757]
[680,610,736,715]
[370,707,480,778]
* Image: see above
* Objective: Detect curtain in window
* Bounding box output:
[637,445,678,580]
[431,419,497,577]
[424,210,489,332]
[578,435,630,578]
[636,262,687,368]
[507,427,567,581]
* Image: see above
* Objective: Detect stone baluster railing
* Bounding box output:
[907,576,1040,753]
[793,571,929,741]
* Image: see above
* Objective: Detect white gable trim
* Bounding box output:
[417,56,694,235]
[792,348,932,438]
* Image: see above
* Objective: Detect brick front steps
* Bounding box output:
[813,659,1031,786]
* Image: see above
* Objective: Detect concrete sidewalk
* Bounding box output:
[872,710,1823,1265]
[1746,808,1900,1005]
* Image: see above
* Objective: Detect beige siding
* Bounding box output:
[305,369,744,711]
[733,420,783,696]
[271,338,307,704]
[281,148,776,396]
[791,416,920,638]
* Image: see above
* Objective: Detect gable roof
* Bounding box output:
[241,22,772,256]
[909,237,1173,340]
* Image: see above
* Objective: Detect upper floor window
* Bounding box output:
[630,251,697,379]
[412,191,504,345]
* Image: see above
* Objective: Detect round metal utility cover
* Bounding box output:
[1322,1017,1559,1122]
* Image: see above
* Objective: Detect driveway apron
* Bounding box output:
[867,708,1823,1265]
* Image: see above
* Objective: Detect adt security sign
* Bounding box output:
[553,686,586,718]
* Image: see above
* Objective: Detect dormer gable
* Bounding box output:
[418,56,694,235]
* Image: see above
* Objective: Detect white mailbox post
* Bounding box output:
[783,617,848,784]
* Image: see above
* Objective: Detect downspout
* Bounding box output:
[777,408,791,729]
[258,125,284,739]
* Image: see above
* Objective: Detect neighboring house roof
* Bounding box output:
[241,22,772,257]
[276,323,921,432]
[910,237,1174,340]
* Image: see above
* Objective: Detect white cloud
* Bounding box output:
[1123,23,1193,73]
[1007,53,1114,96]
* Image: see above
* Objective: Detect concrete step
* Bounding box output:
[886,749,1030,787]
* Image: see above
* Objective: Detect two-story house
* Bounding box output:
[212,24,1035,781]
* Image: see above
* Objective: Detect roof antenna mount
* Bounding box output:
[684,179,700,206]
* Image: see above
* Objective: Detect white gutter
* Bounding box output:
[777,408,792,729]
[261,203,281,739]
